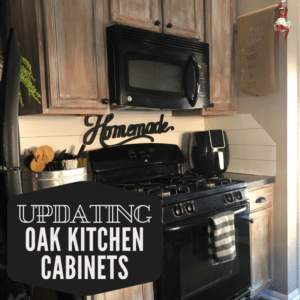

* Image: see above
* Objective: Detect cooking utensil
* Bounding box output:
[56,149,67,161]
[77,144,86,158]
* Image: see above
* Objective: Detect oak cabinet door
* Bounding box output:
[202,0,237,115]
[172,0,236,117]
[250,207,274,295]
[103,285,143,300]
[12,0,109,115]
[163,0,204,41]
[110,0,162,32]
[44,0,108,111]
[87,283,153,300]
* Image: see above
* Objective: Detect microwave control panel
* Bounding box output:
[198,63,208,98]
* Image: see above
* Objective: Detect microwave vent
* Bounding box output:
[108,25,209,55]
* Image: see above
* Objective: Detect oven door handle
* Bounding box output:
[164,207,248,234]
[233,207,247,215]
[187,55,200,108]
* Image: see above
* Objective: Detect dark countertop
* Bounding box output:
[223,172,275,190]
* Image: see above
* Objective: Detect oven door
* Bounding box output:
[158,203,250,300]
[111,42,209,110]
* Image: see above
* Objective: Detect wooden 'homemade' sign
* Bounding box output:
[82,114,174,148]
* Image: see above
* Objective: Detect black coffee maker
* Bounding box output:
[189,130,229,177]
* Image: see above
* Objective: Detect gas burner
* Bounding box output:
[197,177,232,189]
[148,185,178,198]
[161,173,205,187]
[113,173,238,199]
[114,183,144,193]
[181,175,205,186]
[160,175,180,186]
[154,188,172,198]
[177,185,190,194]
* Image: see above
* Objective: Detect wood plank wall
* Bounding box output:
[205,114,276,176]
[18,111,205,193]
[19,112,275,194]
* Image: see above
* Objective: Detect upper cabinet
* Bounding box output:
[11,0,109,116]
[163,0,204,41]
[173,0,237,117]
[13,0,235,116]
[108,0,204,40]
[203,0,236,115]
[110,0,162,32]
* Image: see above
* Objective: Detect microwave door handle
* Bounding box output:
[187,55,200,108]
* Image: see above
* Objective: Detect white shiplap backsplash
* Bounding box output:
[19,111,275,193]
[205,114,276,176]
[19,111,205,193]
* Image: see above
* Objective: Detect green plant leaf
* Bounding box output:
[19,57,41,107]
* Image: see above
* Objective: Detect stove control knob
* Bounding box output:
[235,191,242,200]
[186,203,195,214]
[225,193,234,203]
[174,205,183,217]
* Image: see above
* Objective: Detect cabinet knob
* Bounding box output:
[102,98,109,105]
[250,219,254,224]
[167,23,173,28]
[154,20,160,26]
[209,103,214,108]
[256,197,267,203]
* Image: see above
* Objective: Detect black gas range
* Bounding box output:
[88,143,251,300]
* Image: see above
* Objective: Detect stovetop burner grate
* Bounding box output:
[111,171,240,199]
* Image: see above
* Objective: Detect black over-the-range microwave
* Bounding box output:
[106,25,212,110]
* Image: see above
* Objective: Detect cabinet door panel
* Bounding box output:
[142,282,154,300]
[163,0,204,40]
[250,207,274,295]
[44,0,107,109]
[203,0,236,114]
[104,285,143,300]
[87,283,152,300]
[110,0,162,31]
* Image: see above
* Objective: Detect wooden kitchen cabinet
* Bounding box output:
[249,184,274,296]
[108,0,204,41]
[88,282,153,300]
[163,0,204,41]
[11,0,109,115]
[172,0,237,117]
[109,0,162,32]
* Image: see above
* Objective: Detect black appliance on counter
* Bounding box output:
[106,25,211,110]
[88,143,251,300]
[189,130,230,177]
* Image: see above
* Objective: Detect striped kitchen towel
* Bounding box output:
[208,210,236,265]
